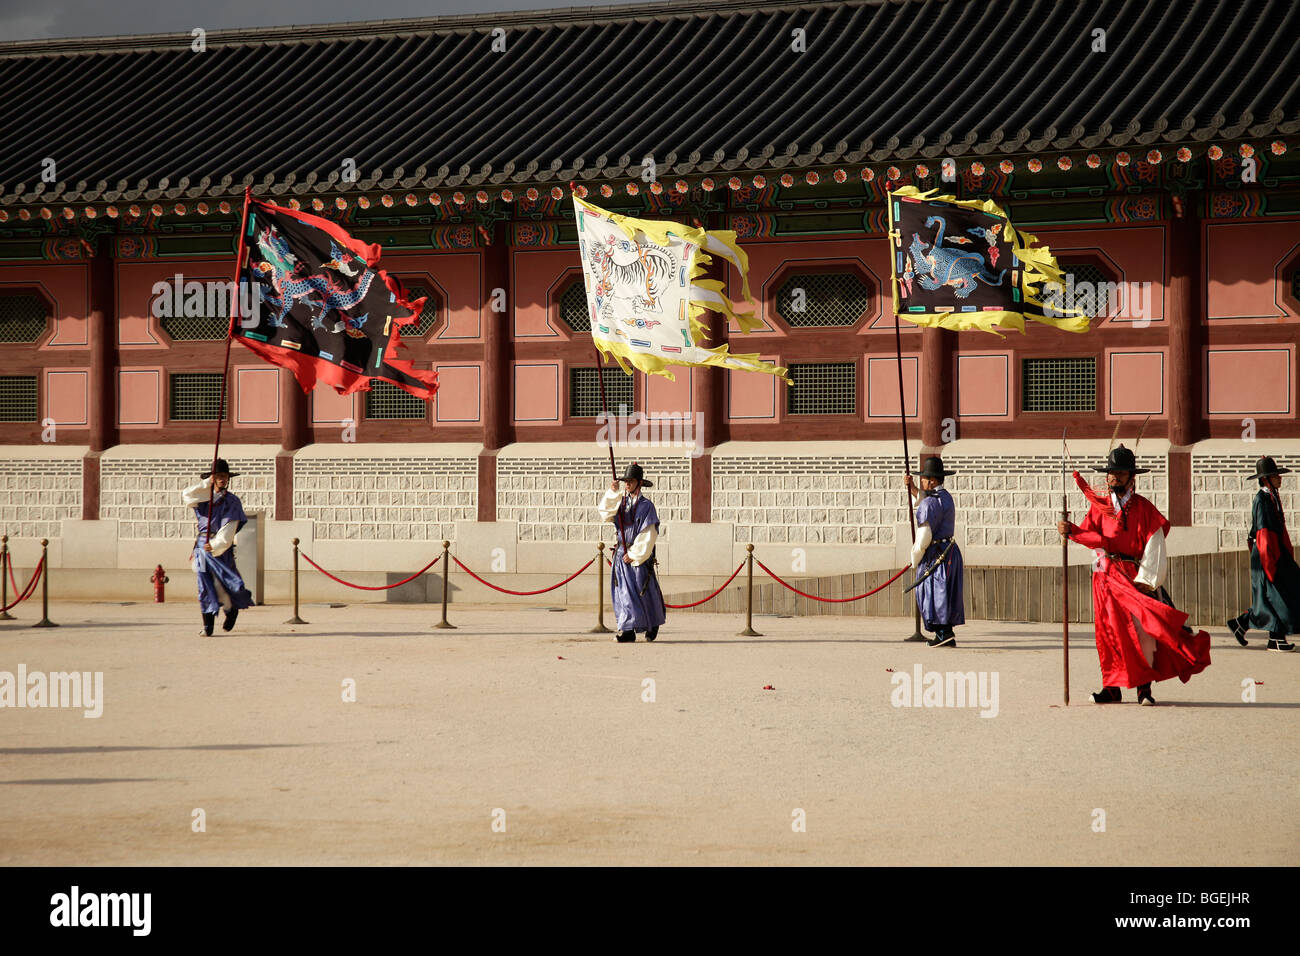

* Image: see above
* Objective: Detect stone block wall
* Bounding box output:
[498,455,690,542]
[712,456,907,545]
[294,455,476,541]
[102,457,275,539]
[0,458,81,540]
[942,454,1167,548]
[1193,454,1300,550]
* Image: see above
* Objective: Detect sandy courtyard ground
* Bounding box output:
[0,600,1295,866]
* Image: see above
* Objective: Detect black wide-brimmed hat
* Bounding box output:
[1249,456,1291,480]
[201,458,240,479]
[917,456,956,479]
[1095,444,1149,475]
[617,462,653,488]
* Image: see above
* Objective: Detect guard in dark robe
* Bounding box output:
[1058,445,1211,705]
[1227,456,1299,651]
[182,458,254,637]
[597,463,666,643]
[905,456,965,647]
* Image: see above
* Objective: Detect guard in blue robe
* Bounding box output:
[597,463,666,643]
[906,456,965,647]
[1228,456,1299,651]
[182,458,253,637]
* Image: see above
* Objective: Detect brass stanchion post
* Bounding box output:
[738,544,761,637]
[0,534,13,620]
[285,537,308,624]
[34,538,57,628]
[434,540,456,629]
[589,541,611,633]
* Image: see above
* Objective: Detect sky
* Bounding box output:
[0,0,649,42]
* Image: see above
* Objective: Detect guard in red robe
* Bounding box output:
[1057,445,1211,705]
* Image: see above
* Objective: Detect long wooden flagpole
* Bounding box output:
[1061,427,1070,705]
[201,185,253,548]
[886,188,926,642]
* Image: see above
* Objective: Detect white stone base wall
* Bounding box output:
[0,450,81,540]
[1193,442,1300,550]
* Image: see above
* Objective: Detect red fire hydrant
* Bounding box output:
[151,565,169,603]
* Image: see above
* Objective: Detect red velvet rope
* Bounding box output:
[6,551,18,595]
[452,556,594,595]
[300,552,440,591]
[754,559,910,602]
[663,561,746,608]
[2,556,43,612]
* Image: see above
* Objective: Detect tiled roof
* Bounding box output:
[1,0,1297,206]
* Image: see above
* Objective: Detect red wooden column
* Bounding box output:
[920,326,954,449]
[479,219,512,521]
[275,371,309,520]
[1166,191,1203,525]
[84,235,118,519]
[690,210,729,523]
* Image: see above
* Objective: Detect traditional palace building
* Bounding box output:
[0,0,1297,604]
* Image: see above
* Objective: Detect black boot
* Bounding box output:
[1091,686,1122,703]
[222,608,239,632]
[645,626,659,642]
[1137,683,1155,706]
[1226,615,1249,646]
[615,631,635,643]
[1267,633,1296,652]
[927,627,955,647]
[200,612,215,637]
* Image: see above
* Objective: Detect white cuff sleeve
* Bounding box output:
[182,478,212,508]
[208,520,239,557]
[597,489,622,522]
[627,525,657,566]
[910,523,933,569]
[1134,527,1167,590]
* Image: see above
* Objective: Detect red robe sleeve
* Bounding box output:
[1068,502,1108,550]
[1257,528,1283,582]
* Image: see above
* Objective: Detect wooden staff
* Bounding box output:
[1061,427,1070,706]
[885,188,926,642]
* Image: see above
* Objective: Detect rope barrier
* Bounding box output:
[452,557,594,596]
[300,552,441,591]
[664,561,745,608]
[2,557,43,613]
[754,559,911,603]
[7,553,19,596]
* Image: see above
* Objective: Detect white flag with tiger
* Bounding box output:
[573,197,789,381]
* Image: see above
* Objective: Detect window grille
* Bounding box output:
[1042,262,1116,318]
[0,293,48,343]
[1292,268,1300,303]
[1021,357,1096,412]
[560,279,592,333]
[776,272,869,327]
[0,375,38,422]
[364,381,427,419]
[170,373,226,421]
[399,284,439,337]
[159,283,230,341]
[570,366,635,417]
[787,362,857,415]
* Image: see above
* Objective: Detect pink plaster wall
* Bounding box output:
[312,385,354,424]
[514,363,560,422]
[727,364,777,420]
[0,263,90,347]
[957,353,1010,417]
[867,355,918,419]
[740,238,889,334]
[234,366,280,425]
[44,368,88,426]
[514,249,577,337]
[118,368,162,426]
[1033,225,1166,324]
[116,261,231,348]
[1205,346,1294,416]
[1205,220,1300,322]
[647,368,692,415]
[1107,350,1165,417]
[383,251,482,339]
[434,365,482,422]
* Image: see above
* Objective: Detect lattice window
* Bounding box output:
[1042,262,1118,318]
[399,283,439,337]
[1292,268,1300,303]
[159,284,230,341]
[1021,357,1096,412]
[776,272,870,327]
[364,381,427,420]
[559,278,591,333]
[0,293,49,343]
[570,366,635,417]
[0,375,38,422]
[169,372,225,420]
[787,362,857,415]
